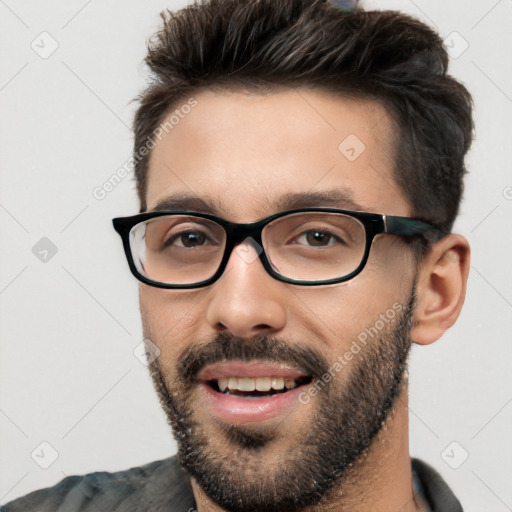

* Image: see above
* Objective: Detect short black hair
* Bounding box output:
[133,0,474,239]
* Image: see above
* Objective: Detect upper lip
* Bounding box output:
[198,362,309,381]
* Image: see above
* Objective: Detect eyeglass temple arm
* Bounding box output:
[383,215,445,242]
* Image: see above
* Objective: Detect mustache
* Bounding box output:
[177,332,330,385]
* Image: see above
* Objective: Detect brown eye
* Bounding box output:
[180,232,207,247]
[164,231,209,248]
[305,231,334,246]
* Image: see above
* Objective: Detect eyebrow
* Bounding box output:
[274,190,369,212]
[152,194,220,214]
[149,189,370,215]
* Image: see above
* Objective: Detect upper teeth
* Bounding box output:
[217,377,297,392]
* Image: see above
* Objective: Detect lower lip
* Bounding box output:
[198,382,308,423]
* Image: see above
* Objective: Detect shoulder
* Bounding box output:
[412,457,463,512]
[1,456,196,512]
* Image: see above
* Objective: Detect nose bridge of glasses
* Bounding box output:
[220,215,263,243]
[223,220,266,264]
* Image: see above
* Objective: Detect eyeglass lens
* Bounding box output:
[129,212,366,285]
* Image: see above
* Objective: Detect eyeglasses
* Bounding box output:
[112,208,442,289]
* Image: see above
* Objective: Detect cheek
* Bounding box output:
[288,249,413,356]
[369,237,417,292]
[289,283,382,351]
[139,287,205,359]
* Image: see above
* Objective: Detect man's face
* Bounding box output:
[140,89,418,511]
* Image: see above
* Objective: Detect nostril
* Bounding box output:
[205,278,288,336]
[216,322,272,331]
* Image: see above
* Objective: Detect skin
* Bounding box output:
[139,88,470,511]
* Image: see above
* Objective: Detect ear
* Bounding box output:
[411,234,470,345]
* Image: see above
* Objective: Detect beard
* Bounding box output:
[147,287,416,512]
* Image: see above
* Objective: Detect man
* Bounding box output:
[3,0,473,510]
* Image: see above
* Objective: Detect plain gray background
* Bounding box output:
[1,0,511,509]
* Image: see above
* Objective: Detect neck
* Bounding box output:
[192,384,423,512]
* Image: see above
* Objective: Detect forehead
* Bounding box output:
[145,88,410,220]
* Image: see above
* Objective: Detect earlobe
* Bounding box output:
[410,234,470,345]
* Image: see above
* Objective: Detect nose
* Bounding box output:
[205,239,287,339]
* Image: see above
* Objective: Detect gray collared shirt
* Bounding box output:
[2,456,463,512]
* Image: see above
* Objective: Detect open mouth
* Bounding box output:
[205,376,312,398]
[197,362,314,422]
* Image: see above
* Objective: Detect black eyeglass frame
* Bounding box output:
[112,208,443,289]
